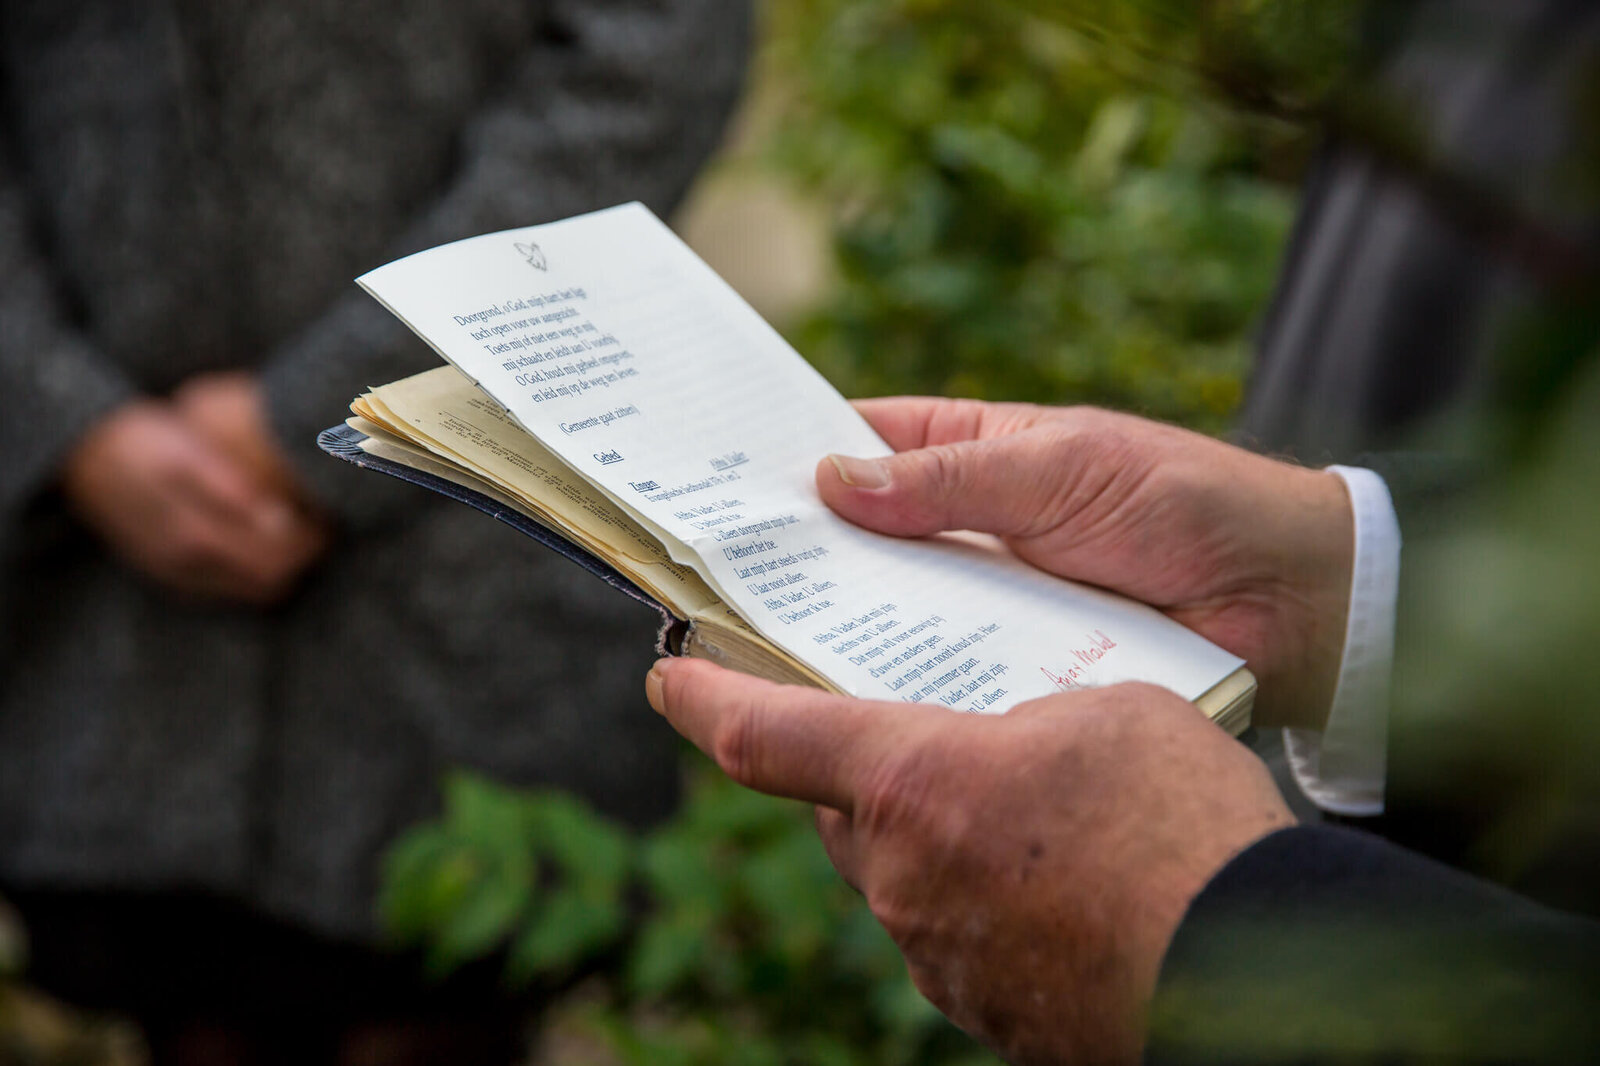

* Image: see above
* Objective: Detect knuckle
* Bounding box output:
[1113,681,1184,715]
[1117,680,1170,701]
[853,740,971,853]
[1087,682,1187,736]
[853,749,921,828]
[1067,418,1142,469]
[919,442,971,503]
[1002,693,1065,718]
[709,704,763,787]
[944,396,991,427]
[927,396,989,441]
[1037,422,1154,526]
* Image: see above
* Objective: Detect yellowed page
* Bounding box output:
[359,366,718,618]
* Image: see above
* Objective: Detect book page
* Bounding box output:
[358,203,1244,712]
[356,367,718,616]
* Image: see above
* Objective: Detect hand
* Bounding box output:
[172,370,334,589]
[171,371,311,503]
[820,399,1354,731]
[59,398,328,604]
[648,657,1295,1065]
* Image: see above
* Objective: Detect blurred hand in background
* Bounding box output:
[60,379,329,605]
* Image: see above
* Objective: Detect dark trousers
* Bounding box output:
[6,889,528,1066]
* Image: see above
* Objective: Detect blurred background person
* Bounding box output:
[0,1,749,1064]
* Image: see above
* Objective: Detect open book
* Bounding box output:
[319,203,1254,732]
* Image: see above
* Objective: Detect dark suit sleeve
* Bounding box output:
[1353,451,1477,533]
[1146,825,1600,1065]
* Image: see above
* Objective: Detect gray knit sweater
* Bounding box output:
[0,0,748,941]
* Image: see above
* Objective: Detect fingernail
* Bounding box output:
[828,454,890,489]
[645,659,669,714]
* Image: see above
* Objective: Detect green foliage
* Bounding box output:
[1000,0,1363,116]
[379,773,629,982]
[381,762,999,1065]
[762,0,1342,430]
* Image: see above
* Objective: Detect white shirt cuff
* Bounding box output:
[1283,465,1401,817]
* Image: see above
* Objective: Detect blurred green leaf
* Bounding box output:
[443,771,532,854]
[627,912,711,1000]
[507,888,624,982]
[641,831,725,912]
[528,789,633,894]
[378,825,472,941]
[424,866,530,976]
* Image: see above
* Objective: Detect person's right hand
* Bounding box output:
[59,399,328,605]
[818,399,1355,731]
[648,656,1297,1065]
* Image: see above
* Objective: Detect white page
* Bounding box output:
[358,203,1243,712]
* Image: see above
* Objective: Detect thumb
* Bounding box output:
[646,657,925,812]
[817,430,1076,540]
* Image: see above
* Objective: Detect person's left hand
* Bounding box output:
[647,657,1295,1065]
